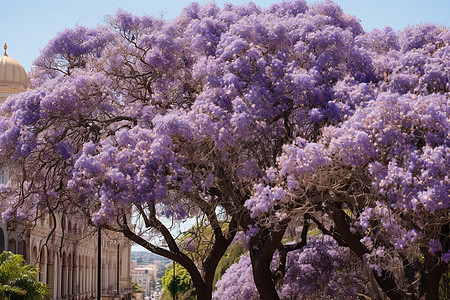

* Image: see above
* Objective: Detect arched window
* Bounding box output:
[61,216,66,231]
[18,240,26,260]
[62,252,67,297]
[8,238,16,253]
[32,246,38,264]
[46,250,54,288]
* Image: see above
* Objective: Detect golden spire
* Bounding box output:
[3,43,7,56]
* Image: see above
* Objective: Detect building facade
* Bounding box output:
[131,265,157,299]
[0,45,133,300]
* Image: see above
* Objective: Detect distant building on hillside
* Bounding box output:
[131,264,157,299]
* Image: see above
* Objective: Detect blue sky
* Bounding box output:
[2,0,449,71]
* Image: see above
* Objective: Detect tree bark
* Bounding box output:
[249,228,286,300]
[251,254,280,300]
[203,217,238,288]
[330,205,410,300]
[189,275,211,300]
[419,248,448,300]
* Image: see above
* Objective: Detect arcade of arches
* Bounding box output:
[0,217,132,300]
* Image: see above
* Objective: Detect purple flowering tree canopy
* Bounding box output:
[0,1,448,299]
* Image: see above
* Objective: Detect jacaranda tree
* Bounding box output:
[0,1,448,299]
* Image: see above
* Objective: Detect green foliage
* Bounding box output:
[0,251,52,300]
[156,263,170,280]
[440,267,450,300]
[162,263,192,298]
[132,281,144,294]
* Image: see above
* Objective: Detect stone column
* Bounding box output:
[72,254,78,299]
[56,253,61,299]
[68,259,73,298]
[40,249,47,284]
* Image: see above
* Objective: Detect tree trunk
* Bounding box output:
[249,228,286,300]
[330,205,409,300]
[420,248,448,300]
[190,278,212,300]
[251,252,280,300]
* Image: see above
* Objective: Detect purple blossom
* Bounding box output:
[180,236,197,252]
[214,235,369,299]
[245,225,260,248]
[442,251,450,263]
[56,141,73,160]
[428,239,442,255]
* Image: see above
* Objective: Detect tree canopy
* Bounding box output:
[0,1,448,299]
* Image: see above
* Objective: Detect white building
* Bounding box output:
[131,266,157,298]
[0,45,133,300]
[0,44,27,102]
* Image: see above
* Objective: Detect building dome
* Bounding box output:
[0,44,28,102]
